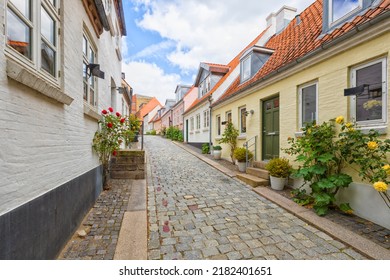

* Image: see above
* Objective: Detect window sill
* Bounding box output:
[294,131,304,137]
[215,136,222,141]
[195,130,201,134]
[358,125,387,135]
[6,58,73,105]
[83,103,101,121]
[203,128,209,132]
[238,135,247,140]
[189,132,194,135]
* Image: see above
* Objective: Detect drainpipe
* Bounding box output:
[208,95,213,154]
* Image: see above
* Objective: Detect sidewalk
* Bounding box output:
[173,141,390,259]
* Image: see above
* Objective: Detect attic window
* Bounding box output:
[329,0,362,25]
[240,46,274,83]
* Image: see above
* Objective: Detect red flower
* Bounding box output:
[112,150,117,156]
[107,122,113,128]
[108,107,114,112]
[102,109,108,115]
[116,112,121,117]
[120,118,125,123]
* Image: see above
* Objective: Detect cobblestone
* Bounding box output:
[58,179,131,260]
[145,136,368,260]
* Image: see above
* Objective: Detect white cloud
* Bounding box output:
[122,61,180,104]
[131,40,175,60]
[136,0,316,71]
[124,0,316,103]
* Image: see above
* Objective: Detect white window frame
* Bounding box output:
[350,57,387,127]
[298,81,319,129]
[226,111,232,123]
[329,0,362,27]
[196,114,201,130]
[83,31,98,108]
[216,115,221,136]
[5,0,61,83]
[239,106,247,135]
[203,110,210,128]
[241,55,251,82]
[190,117,194,131]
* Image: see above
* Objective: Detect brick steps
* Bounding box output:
[246,167,269,180]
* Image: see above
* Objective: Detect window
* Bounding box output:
[226,111,232,123]
[6,0,60,78]
[241,56,251,82]
[216,115,221,136]
[190,117,194,131]
[329,0,362,24]
[83,32,97,107]
[239,107,247,134]
[203,110,210,128]
[299,82,318,128]
[196,114,201,130]
[351,58,387,126]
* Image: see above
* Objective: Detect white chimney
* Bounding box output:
[259,6,297,46]
[275,6,297,33]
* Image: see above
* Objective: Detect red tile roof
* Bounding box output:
[135,97,162,120]
[184,28,270,115]
[215,0,390,105]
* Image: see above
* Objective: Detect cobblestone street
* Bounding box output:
[145,136,367,260]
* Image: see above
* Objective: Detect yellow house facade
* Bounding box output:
[212,1,390,229]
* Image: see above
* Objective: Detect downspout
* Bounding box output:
[208,95,213,154]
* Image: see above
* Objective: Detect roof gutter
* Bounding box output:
[212,9,390,108]
[94,0,110,31]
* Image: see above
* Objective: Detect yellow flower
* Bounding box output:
[307,129,311,134]
[373,181,388,192]
[383,165,390,171]
[345,122,353,128]
[367,141,378,150]
[348,128,355,132]
[335,116,344,124]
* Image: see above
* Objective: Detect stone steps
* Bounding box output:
[253,160,268,169]
[246,167,269,180]
[110,150,145,179]
[236,173,269,187]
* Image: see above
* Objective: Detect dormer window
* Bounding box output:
[324,0,375,32]
[240,46,274,83]
[330,0,362,24]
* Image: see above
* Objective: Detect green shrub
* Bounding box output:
[265,158,292,178]
[165,126,183,142]
[219,122,239,164]
[202,143,210,154]
[150,129,157,135]
[213,145,222,151]
[233,147,253,162]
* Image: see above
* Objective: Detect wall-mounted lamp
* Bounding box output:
[244,109,254,116]
[86,64,105,79]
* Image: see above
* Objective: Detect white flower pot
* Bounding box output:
[237,161,247,172]
[213,150,222,160]
[270,175,287,190]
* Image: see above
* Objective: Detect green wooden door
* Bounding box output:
[262,97,280,160]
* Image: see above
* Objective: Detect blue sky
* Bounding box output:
[121,0,315,103]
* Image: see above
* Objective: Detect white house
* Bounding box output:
[0,0,126,259]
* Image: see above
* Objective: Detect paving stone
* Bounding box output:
[143,137,369,261]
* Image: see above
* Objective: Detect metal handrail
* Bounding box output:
[243,135,257,167]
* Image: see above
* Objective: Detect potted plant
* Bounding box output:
[219,122,239,164]
[233,147,253,172]
[265,158,292,190]
[213,145,222,159]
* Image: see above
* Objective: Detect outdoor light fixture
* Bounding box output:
[344,84,369,96]
[244,109,254,116]
[86,63,105,79]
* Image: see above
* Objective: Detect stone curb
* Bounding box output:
[174,141,390,260]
